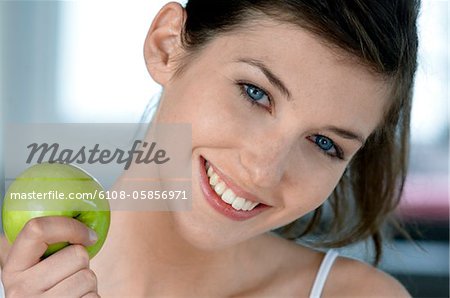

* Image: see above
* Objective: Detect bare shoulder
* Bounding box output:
[268,237,411,297]
[242,234,410,297]
[322,254,412,297]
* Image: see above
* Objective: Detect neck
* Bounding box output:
[91,177,262,296]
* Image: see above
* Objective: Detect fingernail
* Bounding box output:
[88,228,98,244]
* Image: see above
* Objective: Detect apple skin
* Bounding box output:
[2,163,110,259]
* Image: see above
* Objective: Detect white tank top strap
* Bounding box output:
[0,270,4,298]
[309,248,339,298]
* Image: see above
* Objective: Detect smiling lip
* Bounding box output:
[199,155,271,221]
[207,161,271,206]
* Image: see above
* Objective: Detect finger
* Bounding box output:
[25,244,90,291]
[4,216,97,273]
[43,268,97,298]
[0,235,11,268]
[82,292,100,298]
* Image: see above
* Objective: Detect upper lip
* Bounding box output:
[205,158,271,206]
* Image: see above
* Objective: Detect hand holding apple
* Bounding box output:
[1,216,100,297]
[2,162,110,259]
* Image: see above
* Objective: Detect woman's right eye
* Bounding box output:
[237,82,272,112]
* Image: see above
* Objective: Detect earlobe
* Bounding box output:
[143,2,186,85]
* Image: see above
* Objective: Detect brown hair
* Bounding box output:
[171,0,421,266]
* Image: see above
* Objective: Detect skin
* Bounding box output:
[0,2,411,297]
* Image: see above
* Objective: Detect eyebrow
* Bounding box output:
[233,57,293,101]
[324,126,366,145]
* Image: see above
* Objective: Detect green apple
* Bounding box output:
[2,162,110,259]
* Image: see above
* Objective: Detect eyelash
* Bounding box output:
[236,81,273,112]
[235,81,345,161]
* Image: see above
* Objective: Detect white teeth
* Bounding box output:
[206,162,260,211]
[242,200,253,211]
[250,202,259,209]
[221,189,236,204]
[209,173,219,186]
[232,197,246,210]
[214,182,226,195]
[207,166,213,177]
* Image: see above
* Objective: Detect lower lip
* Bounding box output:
[198,155,271,221]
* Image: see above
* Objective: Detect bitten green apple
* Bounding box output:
[2,162,110,259]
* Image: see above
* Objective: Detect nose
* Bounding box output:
[239,130,295,189]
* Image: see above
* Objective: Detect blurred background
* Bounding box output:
[0,0,448,297]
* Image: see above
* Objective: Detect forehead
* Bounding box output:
[193,18,391,134]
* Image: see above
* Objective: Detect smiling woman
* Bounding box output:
[0,0,420,297]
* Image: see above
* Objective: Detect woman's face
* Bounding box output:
[146,14,390,250]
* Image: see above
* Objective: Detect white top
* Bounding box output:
[309,248,339,298]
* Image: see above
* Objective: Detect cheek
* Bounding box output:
[158,75,257,148]
[283,167,345,217]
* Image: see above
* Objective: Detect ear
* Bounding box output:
[143,2,186,85]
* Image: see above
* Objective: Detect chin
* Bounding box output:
[170,208,252,251]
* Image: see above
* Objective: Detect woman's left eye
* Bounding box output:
[237,83,272,111]
[308,135,344,160]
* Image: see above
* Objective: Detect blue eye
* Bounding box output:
[316,135,334,151]
[309,135,344,160]
[246,84,266,101]
[237,83,271,110]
